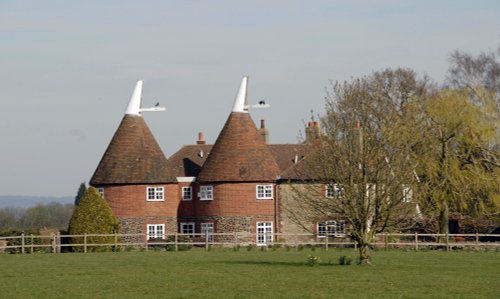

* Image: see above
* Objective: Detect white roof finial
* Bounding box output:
[232,76,248,113]
[125,80,143,115]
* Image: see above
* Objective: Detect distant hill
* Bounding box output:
[0,196,74,208]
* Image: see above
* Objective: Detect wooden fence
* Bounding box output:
[0,232,499,253]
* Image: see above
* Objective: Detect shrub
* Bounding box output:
[0,229,42,254]
[339,255,352,265]
[306,255,320,266]
[148,238,167,251]
[166,235,192,251]
[68,187,121,252]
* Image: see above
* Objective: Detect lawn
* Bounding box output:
[0,248,498,298]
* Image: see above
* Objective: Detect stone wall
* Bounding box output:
[120,216,178,243]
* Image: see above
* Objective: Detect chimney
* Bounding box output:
[259,119,269,144]
[305,121,320,143]
[197,132,206,145]
[353,121,363,157]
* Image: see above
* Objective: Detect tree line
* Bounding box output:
[0,202,74,230]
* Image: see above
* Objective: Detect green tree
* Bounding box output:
[414,88,500,234]
[68,187,120,251]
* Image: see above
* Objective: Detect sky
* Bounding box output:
[1,0,499,197]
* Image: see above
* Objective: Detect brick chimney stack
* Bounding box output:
[259,119,269,144]
[305,121,320,143]
[197,132,206,145]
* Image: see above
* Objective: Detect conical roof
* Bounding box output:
[90,80,174,185]
[198,77,280,182]
[90,115,174,185]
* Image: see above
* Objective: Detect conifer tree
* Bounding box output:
[68,187,121,251]
[74,182,87,206]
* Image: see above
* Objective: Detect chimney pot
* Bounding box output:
[308,121,313,128]
[197,132,206,145]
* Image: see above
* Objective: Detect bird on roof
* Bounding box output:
[259,100,266,105]
[155,102,160,107]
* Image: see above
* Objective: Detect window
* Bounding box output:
[256,222,273,245]
[199,185,213,201]
[317,220,345,237]
[147,224,165,240]
[182,187,192,201]
[256,185,273,199]
[201,223,214,242]
[402,185,412,203]
[180,222,195,237]
[147,187,164,201]
[326,184,343,198]
[97,187,105,198]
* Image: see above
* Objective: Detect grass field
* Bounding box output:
[0,248,499,298]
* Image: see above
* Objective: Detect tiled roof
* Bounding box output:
[197,112,281,182]
[167,144,213,177]
[268,144,311,174]
[90,115,174,185]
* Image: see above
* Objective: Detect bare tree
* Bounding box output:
[289,69,425,264]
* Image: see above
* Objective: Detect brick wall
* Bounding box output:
[99,184,179,218]
[195,182,276,217]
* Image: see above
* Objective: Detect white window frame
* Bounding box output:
[201,223,214,242]
[256,185,273,199]
[180,222,195,237]
[182,187,192,201]
[317,220,346,237]
[402,185,413,203]
[199,185,213,201]
[97,187,105,198]
[147,224,165,240]
[325,184,343,198]
[256,221,273,246]
[147,187,164,201]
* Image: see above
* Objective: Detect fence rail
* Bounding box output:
[0,232,499,253]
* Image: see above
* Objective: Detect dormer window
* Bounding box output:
[256,185,273,199]
[147,187,164,201]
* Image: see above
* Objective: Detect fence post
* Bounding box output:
[325,236,329,251]
[50,233,55,253]
[57,232,61,253]
[475,232,479,251]
[384,232,388,251]
[21,233,25,254]
[84,233,87,253]
[205,231,209,251]
[294,233,298,250]
[445,232,449,252]
[414,232,418,251]
[114,233,118,252]
[174,233,178,252]
[30,234,34,254]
